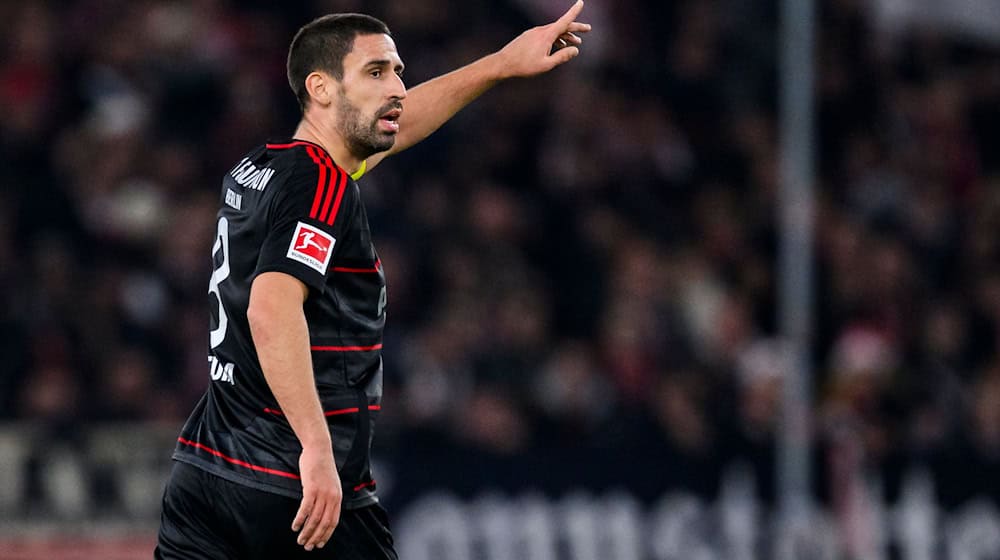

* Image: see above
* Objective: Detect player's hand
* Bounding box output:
[495,0,591,79]
[292,445,342,551]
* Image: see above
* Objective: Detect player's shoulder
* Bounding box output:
[256,140,362,226]
[262,139,357,189]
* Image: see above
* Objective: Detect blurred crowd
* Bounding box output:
[2,0,1000,514]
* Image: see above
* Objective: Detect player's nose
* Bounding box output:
[389,73,406,100]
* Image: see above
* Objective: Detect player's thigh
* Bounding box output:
[155,462,241,560]
[157,463,323,559]
[225,478,314,558]
[324,504,398,560]
[241,503,397,560]
[157,462,396,560]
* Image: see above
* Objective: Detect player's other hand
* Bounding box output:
[292,445,342,551]
[495,0,591,78]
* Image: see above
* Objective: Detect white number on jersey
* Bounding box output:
[209,217,231,348]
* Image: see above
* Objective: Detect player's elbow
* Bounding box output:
[246,296,272,341]
[246,296,280,350]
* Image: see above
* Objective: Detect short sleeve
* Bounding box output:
[255,152,357,293]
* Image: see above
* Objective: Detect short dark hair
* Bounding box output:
[287,14,391,111]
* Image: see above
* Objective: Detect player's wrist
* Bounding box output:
[299,432,333,451]
[483,50,513,82]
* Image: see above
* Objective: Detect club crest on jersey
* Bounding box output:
[287,222,335,274]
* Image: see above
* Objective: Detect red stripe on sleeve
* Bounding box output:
[318,166,343,223]
[306,146,328,219]
[326,166,349,226]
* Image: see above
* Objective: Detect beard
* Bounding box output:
[336,91,397,158]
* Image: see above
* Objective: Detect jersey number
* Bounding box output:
[209,217,231,348]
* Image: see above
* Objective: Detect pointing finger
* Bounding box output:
[552,0,585,34]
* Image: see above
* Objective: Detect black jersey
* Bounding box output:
[172,140,386,509]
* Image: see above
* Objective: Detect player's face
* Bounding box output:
[336,33,406,158]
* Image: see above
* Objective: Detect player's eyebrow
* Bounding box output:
[365,59,405,73]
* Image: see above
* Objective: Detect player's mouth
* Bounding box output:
[377,108,401,133]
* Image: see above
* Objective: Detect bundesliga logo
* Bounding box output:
[287,222,335,274]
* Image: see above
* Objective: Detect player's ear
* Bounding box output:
[304,71,333,107]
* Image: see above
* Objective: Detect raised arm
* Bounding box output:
[364,0,591,172]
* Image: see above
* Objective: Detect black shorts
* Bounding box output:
[155,461,397,560]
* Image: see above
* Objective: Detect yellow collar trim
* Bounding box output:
[350,160,367,181]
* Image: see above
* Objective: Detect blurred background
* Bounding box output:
[2,0,1000,558]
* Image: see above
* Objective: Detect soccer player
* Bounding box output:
[155,3,590,559]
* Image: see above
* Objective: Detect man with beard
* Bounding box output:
[155,4,590,559]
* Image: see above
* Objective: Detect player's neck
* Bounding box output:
[292,117,364,175]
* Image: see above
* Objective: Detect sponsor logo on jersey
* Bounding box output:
[287,222,335,274]
[229,157,276,192]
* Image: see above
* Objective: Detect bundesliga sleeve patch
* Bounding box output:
[287,222,336,274]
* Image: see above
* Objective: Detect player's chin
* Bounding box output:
[371,134,396,152]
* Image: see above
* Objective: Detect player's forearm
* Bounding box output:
[388,52,506,156]
[248,276,331,450]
